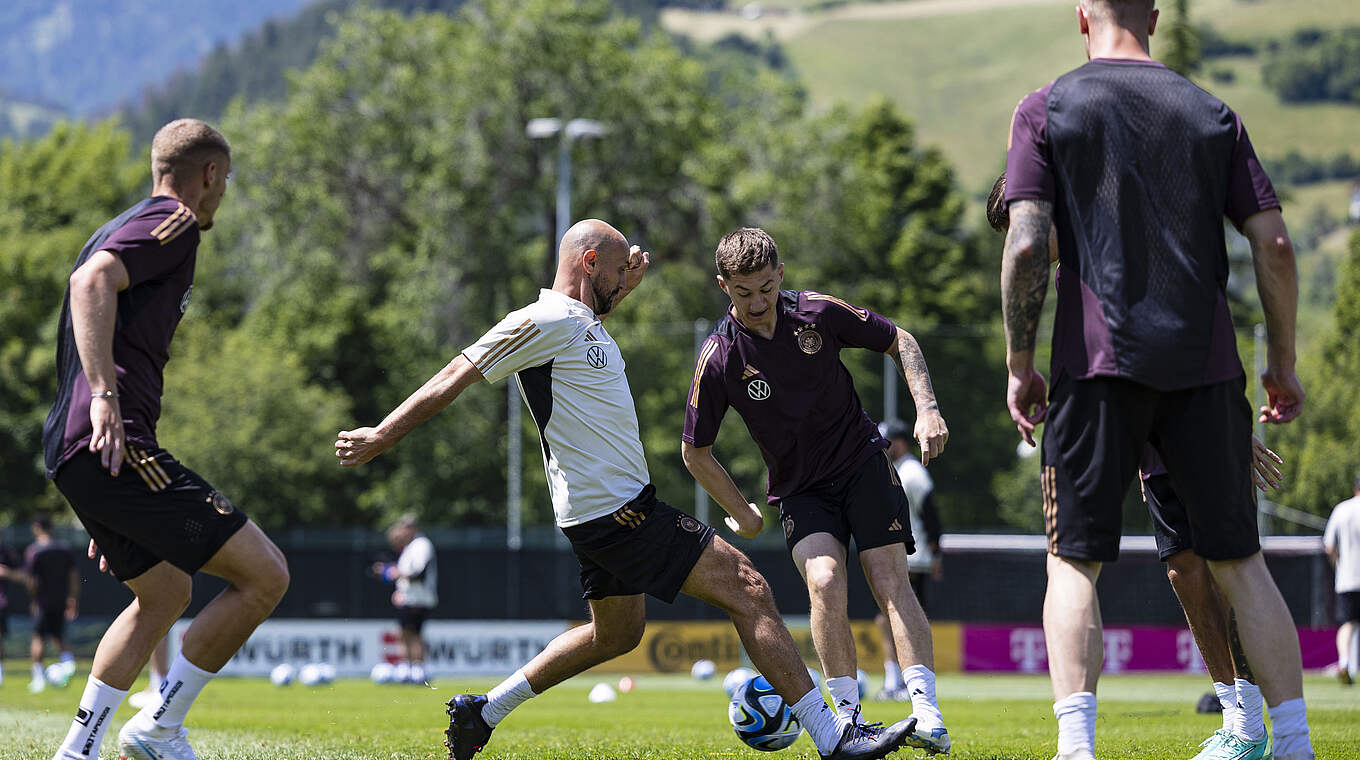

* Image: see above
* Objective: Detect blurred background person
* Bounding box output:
[873,420,943,701]
[25,513,79,693]
[373,514,437,684]
[0,530,28,687]
[1324,473,1360,685]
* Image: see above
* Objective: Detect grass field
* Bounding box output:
[3,667,1357,759]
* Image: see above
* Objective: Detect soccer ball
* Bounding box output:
[298,664,325,686]
[44,662,73,688]
[317,663,337,683]
[723,666,757,697]
[269,663,296,686]
[728,675,801,751]
[691,659,716,680]
[370,662,395,684]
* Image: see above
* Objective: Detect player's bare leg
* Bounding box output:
[682,536,917,760]
[1044,553,1101,760]
[792,532,858,710]
[119,521,288,760]
[862,543,948,754]
[1207,553,1312,759]
[1338,621,1356,685]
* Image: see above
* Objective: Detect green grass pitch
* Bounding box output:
[2,668,1357,759]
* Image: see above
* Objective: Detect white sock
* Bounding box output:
[790,687,848,755]
[825,675,860,717]
[481,670,537,727]
[1234,679,1265,742]
[1213,681,1238,734]
[1054,691,1097,756]
[1267,697,1312,757]
[33,662,45,681]
[149,654,215,729]
[883,660,903,692]
[150,671,164,693]
[903,664,945,731]
[56,676,128,758]
[60,651,75,666]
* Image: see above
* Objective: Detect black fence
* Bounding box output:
[0,527,1338,651]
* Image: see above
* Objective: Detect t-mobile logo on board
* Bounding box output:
[1104,630,1134,673]
[1008,629,1047,673]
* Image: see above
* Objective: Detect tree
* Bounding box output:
[1161,0,1202,78]
[0,122,147,521]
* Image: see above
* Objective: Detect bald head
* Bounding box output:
[558,219,628,265]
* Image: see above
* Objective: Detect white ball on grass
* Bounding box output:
[691,659,717,680]
[370,662,394,684]
[269,663,296,686]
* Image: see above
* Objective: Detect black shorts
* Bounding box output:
[54,447,249,582]
[1142,474,1193,560]
[1338,591,1360,624]
[397,606,432,634]
[35,605,67,639]
[1042,374,1258,563]
[775,451,914,555]
[562,485,715,603]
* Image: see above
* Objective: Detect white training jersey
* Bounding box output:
[462,289,649,527]
[396,534,437,609]
[1325,496,1360,593]
[894,456,936,572]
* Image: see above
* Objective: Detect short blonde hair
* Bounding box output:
[151,119,230,183]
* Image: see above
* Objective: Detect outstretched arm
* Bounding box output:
[336,354,485,466]
[681,442,764,538]
[1001,199,1054,446]
[885,327,948,465]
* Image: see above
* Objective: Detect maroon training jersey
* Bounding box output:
[1006,58,1280,391]
[683,290,897,502]
[42,197,200,477]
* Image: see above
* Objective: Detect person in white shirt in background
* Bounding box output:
[1324,473,1360,686]
[376,515,438,685]
[873,420,943,701]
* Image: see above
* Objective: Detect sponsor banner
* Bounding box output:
[169,619,566,677]
[581,620,962,674]
[963,624,1340,673]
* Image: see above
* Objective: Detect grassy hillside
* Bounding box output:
[664,0,1360,196]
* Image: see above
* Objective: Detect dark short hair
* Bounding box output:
[1082,0,1156,27]
[986,173,1008,233]
[715,228,779,279]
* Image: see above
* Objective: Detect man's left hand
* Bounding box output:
[915,410,949,466]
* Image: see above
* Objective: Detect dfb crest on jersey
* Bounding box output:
[795,325,822,355]
[746,379,771,401]
[586,345,608,368]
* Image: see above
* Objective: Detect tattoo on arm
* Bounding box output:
[1227,608,1255,683]
[1001,200,1054,355]
[892,330,939,412]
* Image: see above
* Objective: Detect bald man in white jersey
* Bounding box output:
[336,220,917,760]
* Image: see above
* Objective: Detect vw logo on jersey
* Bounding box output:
[180,285,193,314]
[747,379,771,401]
[586,345,608,369]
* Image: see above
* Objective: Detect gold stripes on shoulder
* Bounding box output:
[149,203,196,245]
[126,444,172,493]
[473,319,541,375]
[804,291,868,321]
[688,338,720,408]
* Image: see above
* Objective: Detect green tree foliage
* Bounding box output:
[0,123,147,517]
[1,0,1010,531]
[1270,229,1360,524]
[1161,0,1202,78]
[1262,27,1360,105]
